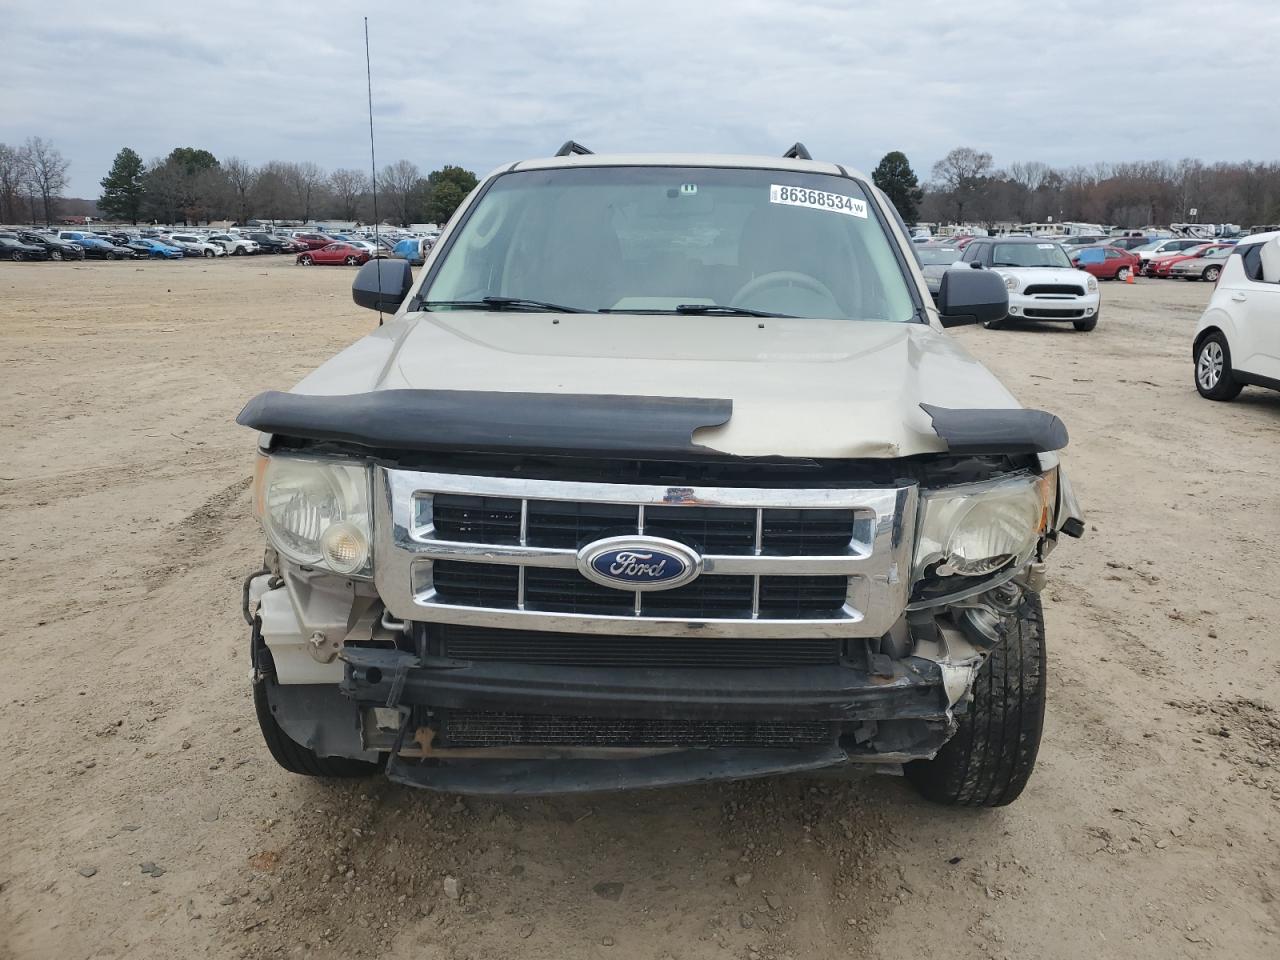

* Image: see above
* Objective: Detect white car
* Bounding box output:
[207,233,259,256]
[957,237,1101,331]
[1192,232,1280,400]
[1133,237,1210,269]
[164,233,226,258]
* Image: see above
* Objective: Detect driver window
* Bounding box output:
[1249,240,1280,284]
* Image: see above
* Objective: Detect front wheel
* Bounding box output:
[1073,313,1098,332]
[251,623,381,779]
[1203,265,1222,282]
[905,594,1046,807]
[11,251,23,262]
[298,254,314,265]
[1195,331,1243,400]
[203,248,215,258]
[50,249,63,261]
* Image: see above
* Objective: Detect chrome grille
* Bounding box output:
[374,469,917,638]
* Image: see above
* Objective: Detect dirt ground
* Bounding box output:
[1,258,1277,960]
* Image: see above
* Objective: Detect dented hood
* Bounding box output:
[283,312,1022,459]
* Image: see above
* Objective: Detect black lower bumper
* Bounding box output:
[340,647,949,722]
[335,647,953,793]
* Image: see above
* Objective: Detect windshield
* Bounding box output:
[421,166,916,321]
[991,242,1073,268]
[915,246,960,265]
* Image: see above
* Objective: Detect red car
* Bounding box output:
[293,232,336,250]
[1146,243,1231,278]
[296,242,371,266]
[1071,245,1141,280]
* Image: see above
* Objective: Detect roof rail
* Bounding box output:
[555,140,594,157]
[782,142,812,160]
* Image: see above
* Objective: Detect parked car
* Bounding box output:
[207,233,260,256]
[238,146,1084,805]
[1134,237,1211,269]
[1103,235,1156,252]
[10,231,84,261]
[1146,242,1229,277]
[247,232,292,254]
[127,239,184,259]
[296,242,372,266]
[74,235,138,260]
[165,233,226,257]
[913,242,963,298]
[1070,245,1141,280]
[0,235,51,261]
[1170,246,1232,281]
[392,236,431,265]
[292,232,336,250]
[958,237,1100,330]
[1193,233,1280,399]
[1057,235,1111,248]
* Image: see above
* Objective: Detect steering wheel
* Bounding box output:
[730,271,837,310]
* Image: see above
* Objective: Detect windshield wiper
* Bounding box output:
[599,303,793,318]
[420,296,589,313]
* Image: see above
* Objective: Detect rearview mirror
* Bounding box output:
[352,258,413,313]
[937,268,1008,328]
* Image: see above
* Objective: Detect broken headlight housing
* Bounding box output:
[913,470,1055,581]
[255,455,373,576]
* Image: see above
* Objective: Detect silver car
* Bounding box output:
[1169,247,1231,281]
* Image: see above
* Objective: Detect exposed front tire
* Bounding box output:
[1195,331,1243,400]
[251,623,381,779]
[50,249,63,261]
[203,248,215,258]
[1203,265,1221,282]
[299,254,313,265]
[905,594,1046,807]
[1073,313,1098,332]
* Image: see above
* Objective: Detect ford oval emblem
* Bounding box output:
[576,536,703,592]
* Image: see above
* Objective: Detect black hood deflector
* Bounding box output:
[237,389,734,458]
[920,403,1069,454]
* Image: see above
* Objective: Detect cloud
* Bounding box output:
[4,0,1278,196]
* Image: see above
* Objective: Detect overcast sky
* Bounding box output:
[4,0,1278,197]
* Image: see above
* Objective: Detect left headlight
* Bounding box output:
[254,455,373,576]
[913,471,1055,580]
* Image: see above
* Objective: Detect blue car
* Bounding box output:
[128,239,185,259]
[392,237,429,266]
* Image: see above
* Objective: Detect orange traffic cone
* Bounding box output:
[1126,269,1136,285]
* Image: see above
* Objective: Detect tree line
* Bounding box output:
[97,146,479,227]
[885,147,1280,229]
[0,137,72,225]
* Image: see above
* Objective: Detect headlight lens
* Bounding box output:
[1087,275,1098,291]
[1003,275,1019,291]
[914,471,1055,580]
[255,456,372,575]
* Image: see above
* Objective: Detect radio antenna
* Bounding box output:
[364,16,384,324]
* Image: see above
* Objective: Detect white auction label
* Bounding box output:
[770,184,867,218]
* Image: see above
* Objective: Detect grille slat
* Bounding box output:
[441,710,835,748]
[1023,283,1085,297]
[432,495,856,556]
[432,562,848,619]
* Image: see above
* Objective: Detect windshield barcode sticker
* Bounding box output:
[770,185,867,218]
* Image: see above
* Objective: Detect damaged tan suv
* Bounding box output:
[238,142,1084,805]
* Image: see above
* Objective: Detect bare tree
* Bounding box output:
[253,162,292,222]
[282,161,328,223]
[378,159,421,226]
[0,143,24,223]
[328,168,369,221]
[222,157,259,224]
[931,147,993,223]
[23,136,70,226]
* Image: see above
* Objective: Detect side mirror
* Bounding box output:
[352,258,413,313]
[937,268,1008,328]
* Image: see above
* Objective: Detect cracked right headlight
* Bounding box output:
[913,471,1054,580]
[255,455,373,576]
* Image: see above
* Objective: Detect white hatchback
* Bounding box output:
[1192,232,1280,399]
